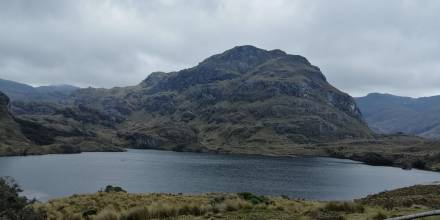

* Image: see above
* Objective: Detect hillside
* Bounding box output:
[0,79,79,103]
[356,93,440,139]
[0,91,121,155]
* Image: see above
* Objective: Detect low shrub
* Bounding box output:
[0,177,44,220]
[93,209,118,220]
[372,212,387,220]
[102,185,127,193]
[323,202,365,213]
[120,206,148,220]
[147,203,177,218]
[237,192,267,205]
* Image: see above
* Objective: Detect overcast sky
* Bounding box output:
[0,0,439,97]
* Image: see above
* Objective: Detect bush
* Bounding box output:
[237,192,266,205]
[323,202,365,213]
[120,206,148,220]
[0,177,44,220]
[372,212,387,220]
[103,185,127,193]
[412,160,426,169]
[93,209,118,220]
[308,209,346,220]
[148,203,177,218]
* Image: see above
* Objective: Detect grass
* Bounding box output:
[32,185,440,220]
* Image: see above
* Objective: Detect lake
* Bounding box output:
[0,149,439,201]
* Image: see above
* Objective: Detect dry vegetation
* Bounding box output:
[33,185,440,220]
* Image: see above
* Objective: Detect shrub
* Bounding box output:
[237,192,266,205]
[224,199,252,212]
[372,212,387,220]
[308,209,346,220]
[103,185,127,193]
[148,203,177,218]
[323,202,364,213]
[412,160,426,170]
[120,206,148,220]
[0,177,44,220]
[93,209,118,220]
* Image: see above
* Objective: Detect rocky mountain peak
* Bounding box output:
[198,45,307,73]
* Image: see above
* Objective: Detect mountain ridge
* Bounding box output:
[0,78,80,102]
[356,92,440,138]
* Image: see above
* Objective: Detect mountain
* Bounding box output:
[54,45,372,152]
[0,79,79,102]
[356,93,440,139]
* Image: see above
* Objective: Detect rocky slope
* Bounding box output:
[0,91,33,155]
[356,93,440,139]
[63,45,372,152]
[0,91,122,155]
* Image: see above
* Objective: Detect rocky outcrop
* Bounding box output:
[118,123,204,152]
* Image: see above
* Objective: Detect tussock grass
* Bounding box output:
[323,202,365,213]
[33,185,440,220]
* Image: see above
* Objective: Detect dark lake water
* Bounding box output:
[0,149,439,201]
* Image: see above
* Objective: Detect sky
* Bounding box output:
[0,0,439,97]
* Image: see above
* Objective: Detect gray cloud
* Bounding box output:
[0,0,439,97]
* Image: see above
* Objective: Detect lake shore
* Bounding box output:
[2,134,440,173]
[33,184,440,220]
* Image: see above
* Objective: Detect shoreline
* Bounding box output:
[1,144,439,173]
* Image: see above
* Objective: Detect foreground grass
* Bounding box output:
[33,185,440,220]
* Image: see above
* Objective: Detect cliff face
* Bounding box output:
[66,45,372,152]
[0,92,33,155]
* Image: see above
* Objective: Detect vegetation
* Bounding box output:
[33,185,440,220]
[0,177,44,220]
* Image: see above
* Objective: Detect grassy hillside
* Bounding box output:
[33,185,440,220]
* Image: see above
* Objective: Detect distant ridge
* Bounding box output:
[0,78,79,102]
[356,93,440,138]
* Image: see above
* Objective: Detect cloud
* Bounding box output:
[0,0,439,97]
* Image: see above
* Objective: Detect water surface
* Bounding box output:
[0,149,439,201]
